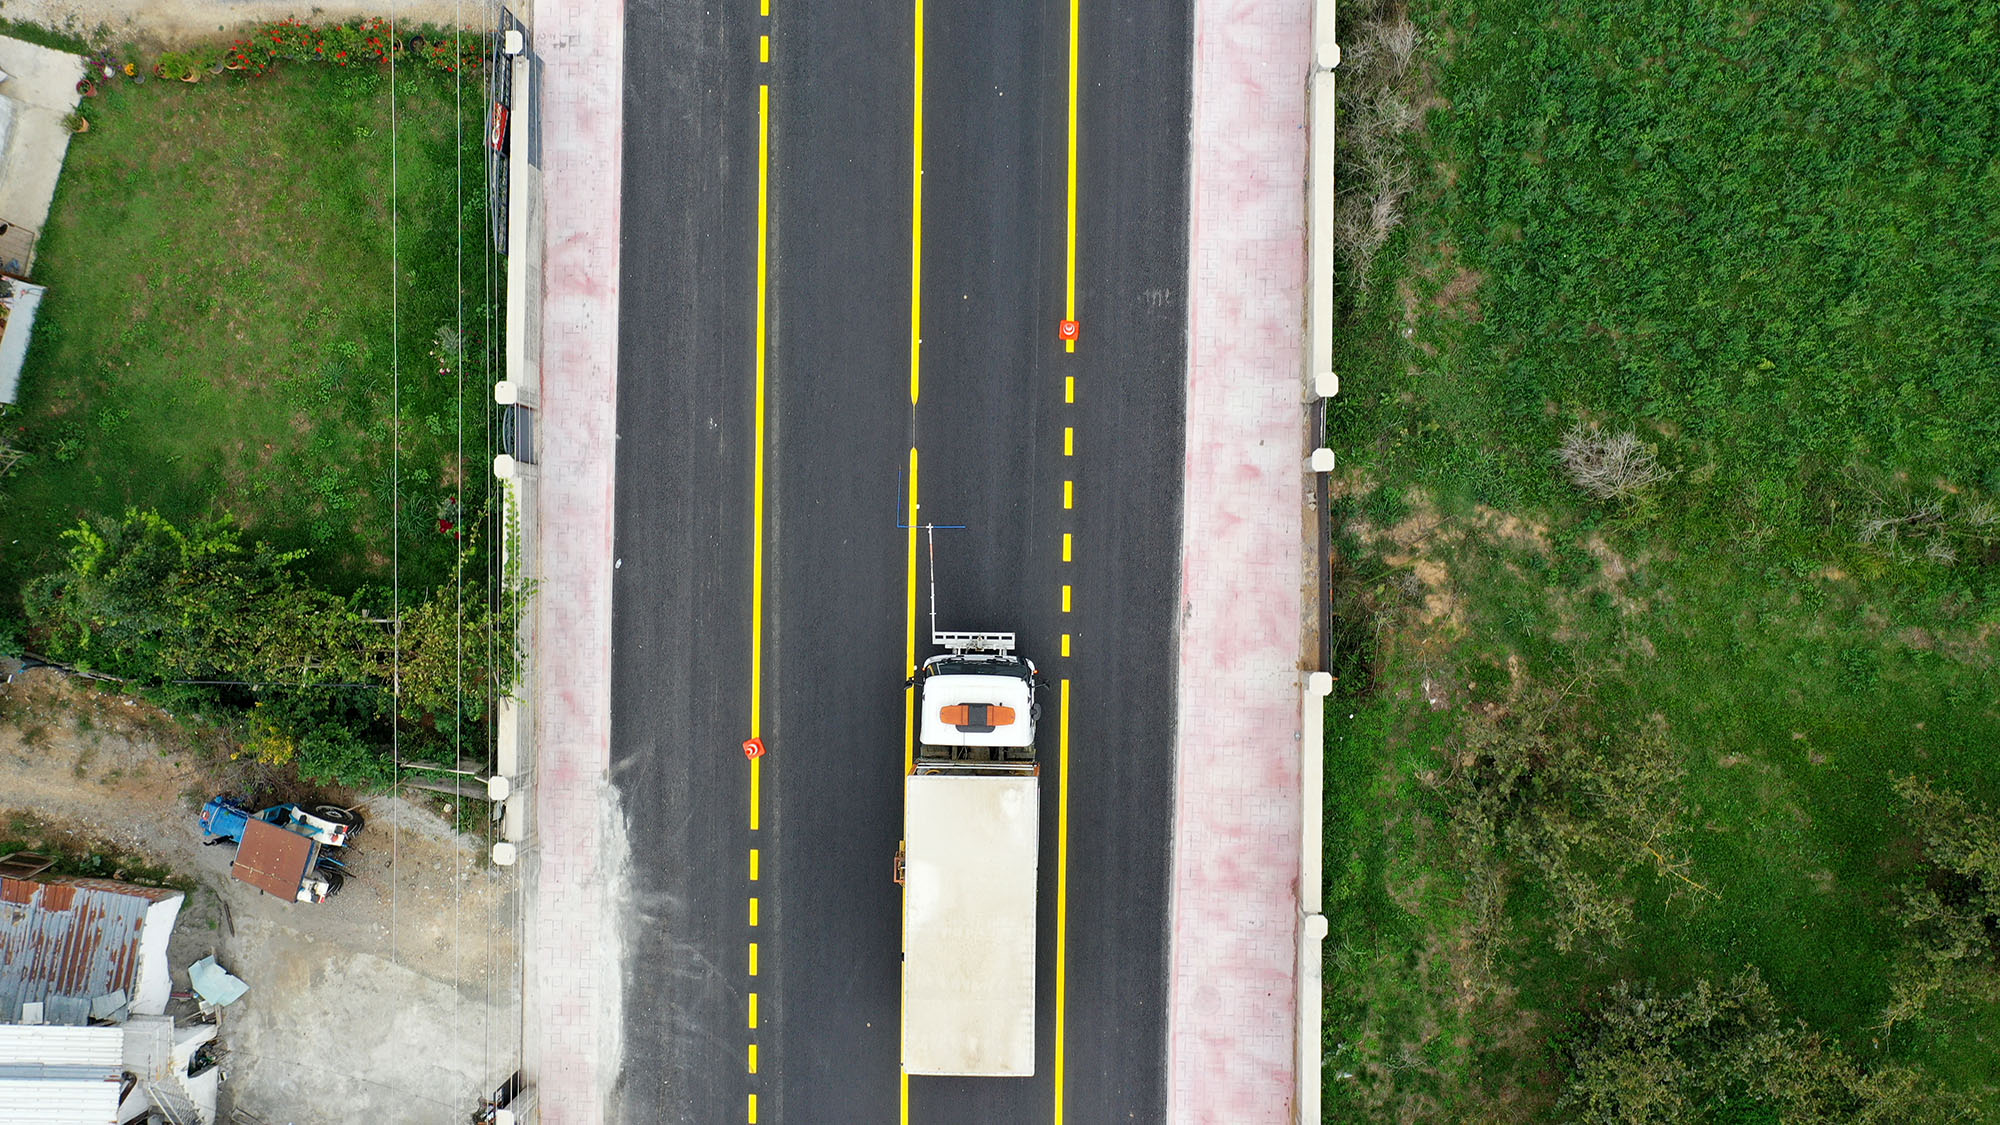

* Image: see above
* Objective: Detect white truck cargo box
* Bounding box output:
[901,772,1040,1076]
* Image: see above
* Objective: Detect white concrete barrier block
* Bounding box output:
[1310,447,1338,473]
[486,775,512,802]
[495,380,520,405]
[1315,371,1340,399]
[1309,671,1334,697]
[502,29,524,56]
[1305,913,1330,940]
[494,452,518,481]
[491,841,518,867]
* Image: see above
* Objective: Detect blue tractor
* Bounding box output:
[199,798,362,903]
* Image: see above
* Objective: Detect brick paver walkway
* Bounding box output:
[522,1,625,1121]
[1167,0,1313,1120]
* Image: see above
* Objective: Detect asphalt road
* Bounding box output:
[610,0,1191,1119]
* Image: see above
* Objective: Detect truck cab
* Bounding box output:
[913,632,1041,773]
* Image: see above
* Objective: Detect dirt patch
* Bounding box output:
[0,667,518,1123]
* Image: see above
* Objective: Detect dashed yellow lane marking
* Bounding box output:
[749,992,760,1028]
[1062,533,1072,562]
[760,34,769,62]
[1065,375,1075,404]
[749,1094,760,1123]
[1064,426,1074,455]
[749,1044,759,1074]
[1063,480,1074,509]
[749,898,760,927]
[1061,585,1072,612]
[750,942,760,976]
[749,849,760,880]
[1061,633,1071,657]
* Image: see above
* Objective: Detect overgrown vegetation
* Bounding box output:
[1325,0,2000,1117]
[0,26,505,789]
[22,509,512,786]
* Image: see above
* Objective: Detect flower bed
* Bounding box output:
[226,17,483,76]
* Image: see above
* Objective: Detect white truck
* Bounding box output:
[899,629,1043,1077]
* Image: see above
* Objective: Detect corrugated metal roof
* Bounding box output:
[0,876,182,1025]
[0,1024,123,1125]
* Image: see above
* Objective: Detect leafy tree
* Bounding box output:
[393,583,506,728]
[1878,777,2000,1032]
[1437,683,1705,952]
[22,509,375,686]
[1559,968,1968,1125]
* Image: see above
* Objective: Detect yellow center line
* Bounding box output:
[760,34,770,62]
[1053,679,1073,1122]
[1063,480,1074,509]
[749,76,773,1125]
[750,81,772,834]
[1063,0,1079,354]
[1061,585,1072,613]
[1062,532,1072,562]
[1064,426,1073,455]
[1061,633,1071,657]
[749,848,760,880]
[1065,376,1075,404]
[902,5,925,1123]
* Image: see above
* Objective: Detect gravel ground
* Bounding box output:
[0,667,522,1124]
[0,0,481,49]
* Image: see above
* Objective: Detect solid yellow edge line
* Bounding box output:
[1053,679,1072,1123]
[750,757,761,831]
[1063,0,1079,354]
[903,5,924,1122]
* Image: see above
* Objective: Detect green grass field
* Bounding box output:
[0,60,496,607]
[1325,0,2000,1117]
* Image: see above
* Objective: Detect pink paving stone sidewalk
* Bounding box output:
[1167,0,1312,1121]
[524,1,625,1122]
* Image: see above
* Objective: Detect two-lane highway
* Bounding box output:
[612,0,1191,1119]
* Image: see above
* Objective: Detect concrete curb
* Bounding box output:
[1301,1,1338,1120]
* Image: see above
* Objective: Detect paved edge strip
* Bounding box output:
[1166,0,1313,1120]
[522,1,628,1122]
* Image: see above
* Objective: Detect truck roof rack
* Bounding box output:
[932,630,1016,655]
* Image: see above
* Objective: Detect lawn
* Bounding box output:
[1324,0,2000,1117]
[0,56,497,609]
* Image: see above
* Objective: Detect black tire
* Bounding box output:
[312,804,363,832]
[317,870,345,899]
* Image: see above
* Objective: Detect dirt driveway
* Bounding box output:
[0,668,521,1124]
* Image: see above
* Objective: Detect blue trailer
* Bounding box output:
[199,798,362,903]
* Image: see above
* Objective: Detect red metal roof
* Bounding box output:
[231,818,313,901]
